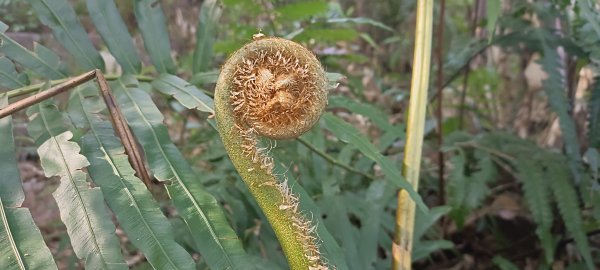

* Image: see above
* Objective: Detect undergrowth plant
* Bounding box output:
[436,2,600,268]
[214,36,329,269]
[444,132,596,269]
[0,0,428,269]
[3,0,598,269]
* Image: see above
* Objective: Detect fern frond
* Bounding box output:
[0,57,28,89]
[447,151,468,224]
[322,113,426,211]
[0,95,57,270]
[538,32,584,185]
[447,148,495,226]
[0,21,68,79]
[481,132,593,267]
[68,85,196,269]
[588,79,600,148]
[26,98,126,269]
[193,0,221,73]
[86,0,142,74]
[152,74,214,113]
[514,154,554,262]
[545,154,594,269]
[134,0,176,74]
[112,76,254,269]
[26,0,105,71]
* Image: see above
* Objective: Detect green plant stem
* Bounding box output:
[392,0,434,269]
[6,74,154,99]
[214,37,329,269]
[296,137,376,180]
[215,90,310,269]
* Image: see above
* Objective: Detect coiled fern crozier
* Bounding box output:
[214,35,328,269]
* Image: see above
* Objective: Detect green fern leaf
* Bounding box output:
[412,206,453,261]
[464,152,495,209]
[26,0,105,71]
[152,74,214,113]
[448,150,496,217]
[546,154,594,269]
[192,0,221,73]
[26,99,126,269]
[538,34,583,184]
[113,76,253,269]
[412,240,454,262]
[0,57,28,90]
[86,0,142,74]
[0,95,24,205]
[0,95,57,270]
[492,256,519,270]
[317,194,361,268]
[68,85,196,269]
[134,0,176,74]
[275,0,328,21]
[445,149,495,225]
[447,151,468,224]
[326,18,395,32]
[573,12,600,69]
[322,113,427,212]
[587,79,600,148]
[0,202,59,270]
[575,0,600,39]
[328,95,394,132]
[281,168,350,270]
[515,154,554,262]
[0,21,68,79]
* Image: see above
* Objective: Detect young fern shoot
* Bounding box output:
[214,36,328,269]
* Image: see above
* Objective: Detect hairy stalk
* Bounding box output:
[392,0,434,269]
[214,36,328,269]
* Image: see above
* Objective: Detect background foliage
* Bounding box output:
[0,0,599,269]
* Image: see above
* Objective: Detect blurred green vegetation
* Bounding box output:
[1,0,600,269]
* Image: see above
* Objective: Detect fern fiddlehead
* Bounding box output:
[214,36,328,269]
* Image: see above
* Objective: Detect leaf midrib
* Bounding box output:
[0,68,26,88]
[40,0,97,69]
[38,103,107,268]
[135,2,168,73]
[91,0,137,72]
[78,91,181,269]
[0,200,26,270]
[0,33,66,79]
[159,78,213,113]
[119,80,234,267]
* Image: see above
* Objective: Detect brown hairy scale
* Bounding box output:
[219,37,330,269]
[230,38,327,139]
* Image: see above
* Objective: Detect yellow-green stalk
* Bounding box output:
[392,0,434,269]
[214,36,328,270]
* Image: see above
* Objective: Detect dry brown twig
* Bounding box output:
[0,69,152,189]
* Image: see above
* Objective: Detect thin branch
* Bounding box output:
[0,71,96,118]
[296,137,376,180]
[95,71,153,188]
[430,39,491,102]
[435,0,446,206]
[0,70,152,189]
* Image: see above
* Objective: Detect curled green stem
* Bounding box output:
[215,36,327,270]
